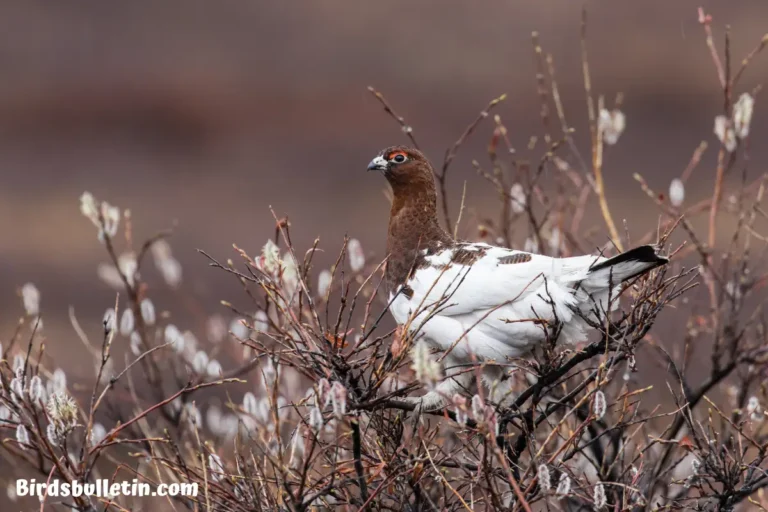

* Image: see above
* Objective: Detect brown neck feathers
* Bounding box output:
[385,180,452,291]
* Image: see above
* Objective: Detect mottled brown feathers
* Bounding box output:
[498,253,532,265]
[451,246,488,266]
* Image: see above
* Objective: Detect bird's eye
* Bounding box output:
[390,152,407,164]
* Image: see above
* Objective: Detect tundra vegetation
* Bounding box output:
[2,8,768,512]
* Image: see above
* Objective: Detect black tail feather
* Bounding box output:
[589,245,668,282]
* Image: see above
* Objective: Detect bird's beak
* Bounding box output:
[367,156,388,172]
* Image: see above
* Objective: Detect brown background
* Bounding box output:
[1,0,767,503]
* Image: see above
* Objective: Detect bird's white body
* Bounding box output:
[389,242,661,409]
[367,144,666,410]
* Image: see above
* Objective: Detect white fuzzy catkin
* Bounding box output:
[10,377,24,404]
[556,473,571,497]
[119,308,135,336]
[289,430,306,469]
[206,360,222,378]
[159,257,182,288]
[29,376,44,404]
[347,238,365,272]
[90,423,107,445]
[282,253,300,299]
[537,464,551,492]
[7,481,17,502]
[47,391,78,428]
[317,269,332,297]
[253,310,269,334]
[243,392,258,416]
[598,108,626,145]
[593,482,607,509]
[309,406,324,432]
[747,396,760,413]
[80,192,99,223]
[691,458,701,475]
[101,203,120,238]
[189,350,206,374]
[669,178,685,207]
[102,308,116,334]
[206,315,227,344]
[151,239,172,262]
[16,424,30,447]
[97,263,124,289]
[12,354,25,376]
[182,331,198,355]
[164,324,184,353]
[117,252,137,286]
[714,115,737,152]
[21,283,40,316]
[593,390,607,419]
[206,405,223,435]
[747,396,763,420]
[255,397,271,425]
[261,359,277,389]
[47,423,62,447]
[49,368,67,394]
[510,183,526,214]
[260,240,281,274]
[129,332,142,356]
[733,92,755,139]
[140,299,156,325]
[229,317,249,340]
[208,453,224,482]
[185,403,202,428]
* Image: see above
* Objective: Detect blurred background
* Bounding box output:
[1,0,767,432]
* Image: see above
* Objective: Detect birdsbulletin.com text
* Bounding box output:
[16,478,198,498]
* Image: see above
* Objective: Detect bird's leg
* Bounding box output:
[404,389,447,420]
[406,356,472,429]
[486,375,514,406]
[406,390,446,431]
[482,365,519,408]
[402,394,436,432]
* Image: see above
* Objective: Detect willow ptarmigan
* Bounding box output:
[367,145,668,412]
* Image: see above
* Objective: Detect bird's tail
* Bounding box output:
[546,245,667,343]
[581,245,668,290]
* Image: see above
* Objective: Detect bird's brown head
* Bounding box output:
[367,146,435,192]
[369,145,447,255]
[369,145,449,284]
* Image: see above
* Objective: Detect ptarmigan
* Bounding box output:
[368,145,668,411]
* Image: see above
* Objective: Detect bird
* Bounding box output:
[367,145,668,412]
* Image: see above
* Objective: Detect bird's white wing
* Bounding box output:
[389,243,608,359]
[396,243,605,316]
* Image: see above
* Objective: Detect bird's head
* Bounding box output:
[367,146,434,189]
